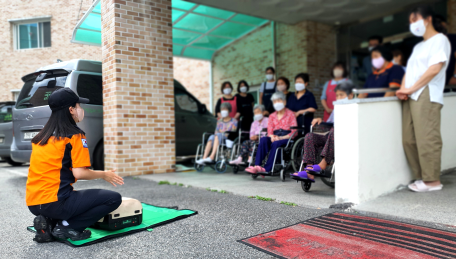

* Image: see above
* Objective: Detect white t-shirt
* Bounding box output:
[259,81,276,93]
[405,33,450,105]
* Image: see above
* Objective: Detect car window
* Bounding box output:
[0,105,13,123]
[175,91,198,113]
[77,74,102,105]
[16,76,66,109]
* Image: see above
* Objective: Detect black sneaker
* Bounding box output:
[33,215,55,243]
[52,224,91,241]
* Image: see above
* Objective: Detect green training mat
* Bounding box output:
[27,203,197,247]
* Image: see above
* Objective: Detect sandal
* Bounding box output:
[290,171,315,182]
[408,181,443,192]
[245,166,257,174]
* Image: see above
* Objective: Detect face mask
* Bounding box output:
[368,46,375,52]
[273,102,285,111]
[221,110,229,118]
[73,106,84,123]
[223,88,232,95]
[372,57,385,69]
[333,97,348,105]
[277,84,286,92]
[254,114,263,121]
[295,83,305,91]
[410,19,426,37]
[240,86,248,93]
[266,74,274,80]
[333,69,344,78]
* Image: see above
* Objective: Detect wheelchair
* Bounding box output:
[246,125,306,182]
[228,128,265,174]
[194,131,239,173]
[292,122,336,192]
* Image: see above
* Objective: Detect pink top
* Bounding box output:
[267,108,297,138]
[249,117,269,138]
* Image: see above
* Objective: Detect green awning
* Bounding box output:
[71,0,268,60]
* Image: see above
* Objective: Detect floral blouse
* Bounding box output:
[215,118,238,134]
[267,108,297,138]
[249,118,269,138]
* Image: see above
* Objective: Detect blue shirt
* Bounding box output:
[286,90,318,134]
[363,63,405,98]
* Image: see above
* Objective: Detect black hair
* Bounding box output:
[265,66,275,74]
[331,61,348,78]
[220,81,233,94]
[237,80,250,93]
[276,76,290,90]
[294,73,309,83]
[334,81,355,96]
[372,45,393,62]
[368,35,383,44]
[392,49,405,66]
[31,103,85,145]
[410,5,446,34]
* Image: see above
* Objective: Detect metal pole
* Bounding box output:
[209,57,214,113]
[271,21,276,70]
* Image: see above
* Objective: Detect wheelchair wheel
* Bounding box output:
[215,161,227,173]
[321,166,335,188]
[194,163,204,172]
[291,137,305,172]
[233,165,239,174]
[251,174,258,179]
[301,181,312,192]
[280,169,286,182]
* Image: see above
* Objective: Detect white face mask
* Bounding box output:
[266,74,274,80]
[295,83,305,91]
[221,110,229,118]
[333,97,348,105]
[73,105,84,123]
[273,102,285,111]
[254,114,263,121]
[240,86,248,93]
[410,19,426,37]
[333,69,344,78]
[277,84,286,92]
[223,88,232,95]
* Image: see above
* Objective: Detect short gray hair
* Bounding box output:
[271,91,286,102]
[220,102,232,113]
[253,104,265,112]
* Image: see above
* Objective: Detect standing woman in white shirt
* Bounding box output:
[396,6,451,192]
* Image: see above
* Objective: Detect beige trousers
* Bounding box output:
[402,87,443,182]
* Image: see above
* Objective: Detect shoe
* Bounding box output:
[52,224,92,241]
[196,159,205,165]
[255,166,266,173]
[33,215,55,243]
[229,157,244,165]
[202,157,214,163]
[245,166,258,173]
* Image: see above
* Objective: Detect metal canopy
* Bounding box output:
[71,0,268,60]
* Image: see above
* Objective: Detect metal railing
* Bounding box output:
[353,85,456,98]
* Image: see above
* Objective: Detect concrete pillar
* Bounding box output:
[101,0,174,176]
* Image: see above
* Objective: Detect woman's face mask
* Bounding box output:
[223,88,232,95]
[410,19,427,37]
[254,114,263,121]
[295,83,305,91]
[273,102,285,111]
[333,97,348,106]
[221,110,229,118]
[277,84,287,92]
[72,105,85,123]
[372,56,385,69]
[266,74,274,80]
[240,86,248,93]
[333,69,344,78]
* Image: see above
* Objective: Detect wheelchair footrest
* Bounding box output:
[309,169,332,178]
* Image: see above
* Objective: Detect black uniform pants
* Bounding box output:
[29,189,122,232]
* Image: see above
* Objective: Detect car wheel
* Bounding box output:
[93,143,104,170]
[4,157,24,167]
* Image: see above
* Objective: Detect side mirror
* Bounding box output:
[199,104,207,114]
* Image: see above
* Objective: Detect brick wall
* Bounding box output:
[212,22,273,108]
[212,20,336,118]
[448,0,456,33]
[0,0,101,101]
[173,57,210,107]
[101,0,174,176]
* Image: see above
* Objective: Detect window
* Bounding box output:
[175,91,198,112]
[16,76,66,109]
[0,105,13,123]
[76,74,103,105]
[12,20,51,50]
[11,89,21,101]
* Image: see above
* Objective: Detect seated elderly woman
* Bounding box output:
[229,104,269,165]
[196,103,238,165]
[291,81,355,181]
[245,92,297,174]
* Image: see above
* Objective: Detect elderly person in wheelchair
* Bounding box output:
[245,92,297,174]
[196,102,238,165]
[291,81,354,181]
[229,104,269,165]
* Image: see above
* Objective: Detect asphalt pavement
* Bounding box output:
[0,163,332,259]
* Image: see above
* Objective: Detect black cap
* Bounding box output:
[48,88,89,111]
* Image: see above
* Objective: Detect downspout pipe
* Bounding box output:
[209,55,214,113]
[272,21,276,69]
